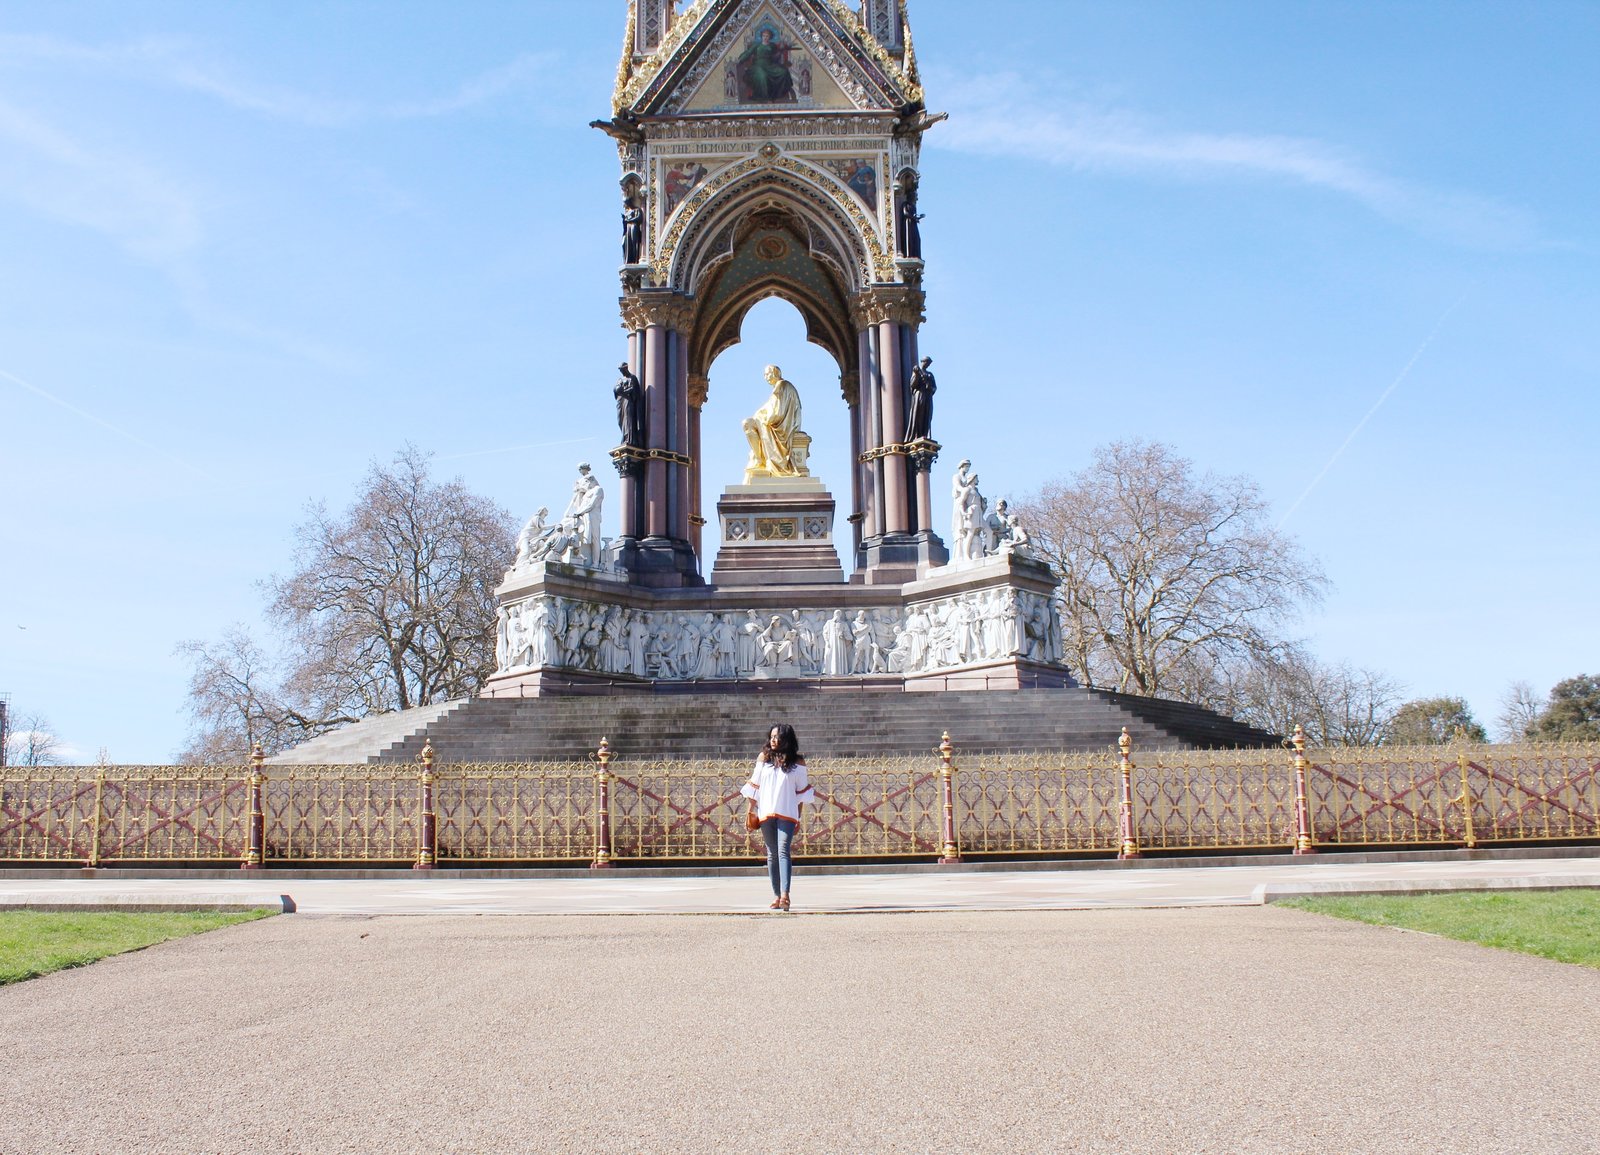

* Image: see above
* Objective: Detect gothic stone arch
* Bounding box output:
[600,0,946,586]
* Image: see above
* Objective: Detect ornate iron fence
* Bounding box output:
[2,736,1597,867]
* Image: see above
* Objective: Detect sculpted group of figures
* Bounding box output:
[496,590,1064,681]
[507,464,607,574]
[950,459,1032,564]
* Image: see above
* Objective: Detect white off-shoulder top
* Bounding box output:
[740,757,815,823]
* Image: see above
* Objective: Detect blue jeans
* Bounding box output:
[761,817,797,896]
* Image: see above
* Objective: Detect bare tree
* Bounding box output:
[1496,680,1546,743]
[5,710,64,766]
[175,628,300,763]
[1205,646,1402,746]
[1016,440,1328,698]
[268,446,516,719]
[179,448,517,758]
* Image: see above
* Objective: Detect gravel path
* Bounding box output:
[3,908,1596,1154]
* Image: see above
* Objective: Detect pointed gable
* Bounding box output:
[616,0,919,118]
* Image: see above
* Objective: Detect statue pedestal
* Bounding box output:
[709,478,845,587]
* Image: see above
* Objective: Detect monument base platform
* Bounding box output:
[709,478,845,587]
[489,550,1074,696]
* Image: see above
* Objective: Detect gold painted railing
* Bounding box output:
[1,737,1596,867]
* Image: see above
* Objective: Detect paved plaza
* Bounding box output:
[3,902,1598,1154]
[3,857,1600,1152]
[3,853,1599,915]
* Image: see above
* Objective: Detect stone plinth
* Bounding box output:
[709,478,845,587]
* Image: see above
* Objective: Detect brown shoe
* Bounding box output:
[779,895,791,912]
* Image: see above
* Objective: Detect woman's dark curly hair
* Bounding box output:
[758,723,803,771]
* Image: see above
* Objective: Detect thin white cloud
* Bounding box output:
[0,366,214,480]
[0,33,557,126]
[0,97,202,263]
[931,72,1541,250]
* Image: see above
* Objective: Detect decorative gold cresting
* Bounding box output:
[615,0,711,112]
[822,0,923,98]
[615,0,922,116]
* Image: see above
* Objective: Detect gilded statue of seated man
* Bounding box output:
[742,364,810,483]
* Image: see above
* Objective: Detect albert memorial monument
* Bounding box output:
[486,0,1069,696]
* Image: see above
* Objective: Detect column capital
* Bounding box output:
[839,369,861,408]
[849,285,926,330]
[620,289,696,332]
[687,372,710,408]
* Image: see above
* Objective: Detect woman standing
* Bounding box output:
[741,724,813,911]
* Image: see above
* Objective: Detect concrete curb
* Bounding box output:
[0,894,296,914]
[1256,875,1600,903]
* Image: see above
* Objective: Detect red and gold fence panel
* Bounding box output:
[95,767,248,862]
[606,756,941,860]
[5,740,1599,865]
[608,758,757,859]
[0,766,248,864]
[1310,747,1465,846]
[1465,745,1600,843]
[435,762,598,862]
[801,756,940,858]
[262,765,421,862]
[1309,744,1600,847]
[956,752,1120,854]
[1134,749,1296,852]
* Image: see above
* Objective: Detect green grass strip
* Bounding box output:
[1280,890,1600,969]
[0,909,276,985]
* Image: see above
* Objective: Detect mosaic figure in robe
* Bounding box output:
[738,28,793,103]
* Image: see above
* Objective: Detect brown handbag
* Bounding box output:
[746,800,762,831]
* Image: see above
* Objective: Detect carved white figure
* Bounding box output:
[757,615,796,668]
[904,605,930,671]
[791,610,819,672]
[647,614,679,678]
[600,607,629,673]
[512,506,552,571]
[822,610,851,677]
[1001,503,1033,556]
[710,613,739,678]
[849,610,876,674]
[885,625,912,673]
[982,497,1007,556]
[564,605,588,667]
[737,609,761,673]
[676,613,703,678]
[562,463,605,566]
[627,610,651,676]
[951,460,984,563]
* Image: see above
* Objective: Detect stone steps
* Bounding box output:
[275,688,1279,764]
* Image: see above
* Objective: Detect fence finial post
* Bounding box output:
[1452,728,1478,850]
[937,731,962,864]
[592,737,615,870]
[415,738,437,871]
[1118,727,1142,860]
[1291,724,1316,855]
[242,742,266,870]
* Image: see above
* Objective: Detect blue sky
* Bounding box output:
[2,1,1596,760]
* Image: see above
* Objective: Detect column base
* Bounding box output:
[854,532,946,585]
[611,537,704,588]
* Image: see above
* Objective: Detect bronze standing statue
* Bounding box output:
[621,197,644,265]
[897,182,924,260]
[905,356,936,442]
[615,363,645,448]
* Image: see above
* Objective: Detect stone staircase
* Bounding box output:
[267,701,467,766]
[271,688,1279,765]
